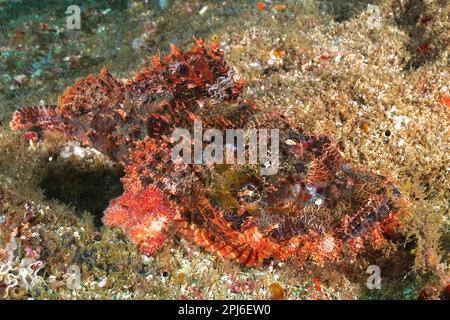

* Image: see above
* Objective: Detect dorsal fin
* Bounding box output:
[57,68,124,116]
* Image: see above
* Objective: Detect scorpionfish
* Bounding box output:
[10,39,403,266]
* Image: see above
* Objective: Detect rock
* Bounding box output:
[131,38,146,51]
[14,74,28,85]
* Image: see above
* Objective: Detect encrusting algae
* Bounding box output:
[0,0,448,300]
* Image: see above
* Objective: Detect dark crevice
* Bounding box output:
[40,160,124,227]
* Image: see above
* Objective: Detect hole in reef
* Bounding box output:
[40,160,124,227]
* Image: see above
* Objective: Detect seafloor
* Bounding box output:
[0,0,448,299]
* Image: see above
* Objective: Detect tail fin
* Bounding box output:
[10,105,63,131]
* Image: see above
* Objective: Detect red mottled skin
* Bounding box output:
[10,39,403,266]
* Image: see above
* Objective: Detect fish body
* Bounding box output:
[11,40,401,266]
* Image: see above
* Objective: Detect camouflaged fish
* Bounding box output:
[10,39,402,266]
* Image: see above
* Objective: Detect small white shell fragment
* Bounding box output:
[199,5,208,15]
[98,278,108,288]
[285,139,297,145]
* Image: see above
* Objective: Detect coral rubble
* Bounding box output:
[0,0,448,301]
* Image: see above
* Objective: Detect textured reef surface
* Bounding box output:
[11,40,403,267]
[0,0,448,300]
